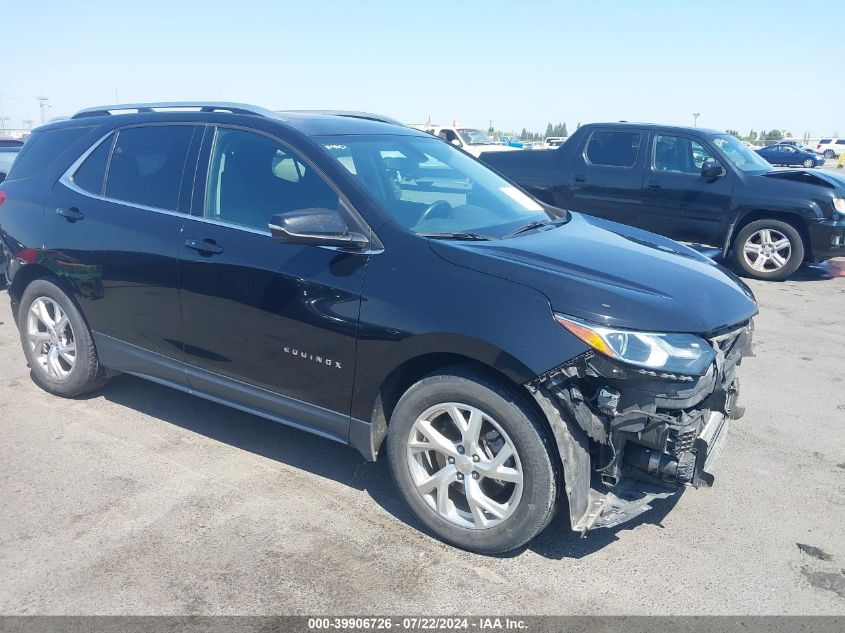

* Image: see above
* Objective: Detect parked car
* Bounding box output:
[756,143,825,168]
[480,122,845,280]
[816,138,845,159]
[0,103,758,553]
[422,125,520,157]
[742,140,762,150]
[544,136,567,148]
[0,136,25,183]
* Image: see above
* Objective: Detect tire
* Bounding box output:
[802,158,815,168]
[387,367,558,553]
[732,219,804,281]
[18,278,111,397]
[823,150,835,159]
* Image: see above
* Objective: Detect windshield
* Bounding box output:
[457,129,495,146]
[319,135,551,237]
[711,134,772,172]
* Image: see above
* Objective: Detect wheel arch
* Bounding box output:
[360,347,547,461]
[7,263,74,322]
[723,209,811,261]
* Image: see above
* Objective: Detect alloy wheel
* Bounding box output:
[26,297,76,380]
[406,403,523,529]
[742,228,792,273]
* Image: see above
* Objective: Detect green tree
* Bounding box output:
[562,122,568,137]
[726,129,740,138]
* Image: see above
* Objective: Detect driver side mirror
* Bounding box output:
[268,208,369,249]
[701,158,726,178]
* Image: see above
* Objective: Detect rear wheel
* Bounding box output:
[802,157,815,168]
[387,368,558,553]
[732,219,804,281]
[18,279,112,396]
[823,149,835,159]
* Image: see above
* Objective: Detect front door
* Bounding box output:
[640,133,734,244]
[177,126,368,437]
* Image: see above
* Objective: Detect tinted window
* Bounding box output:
[836,140,845,146]
[820,138,832,144]
[654,135,715,174]
[72,134,114,195]
[205,128,338,231]
[6,127,91,181]
[585,131,641,167]
[105,126,194,211]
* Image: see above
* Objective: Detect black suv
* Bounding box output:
[481,123,845,280]
[0,103,757,553]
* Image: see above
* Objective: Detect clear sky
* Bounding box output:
[3,0,844,136]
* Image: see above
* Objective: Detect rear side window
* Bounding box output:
[585,131,641,167]
[6,127,92,181]
[105,126,194,211]
[72,134,115,195]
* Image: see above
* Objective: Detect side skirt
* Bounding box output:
[93,332,374,458]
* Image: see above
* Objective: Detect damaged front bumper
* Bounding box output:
[528,320,753,533]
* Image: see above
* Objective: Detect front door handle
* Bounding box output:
[648,180,662,190]
[185,238,223,255]
[574,174,586,183]
[56,207,84,222]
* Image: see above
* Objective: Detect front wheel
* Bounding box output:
[802,157,815,168]
[732,219,804,281]
[824,150,835,159]
[387,368,558,553]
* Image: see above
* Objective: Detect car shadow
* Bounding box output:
[89,373,680,560]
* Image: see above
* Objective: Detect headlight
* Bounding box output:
[555,314,716,376]
[833,198,845,213]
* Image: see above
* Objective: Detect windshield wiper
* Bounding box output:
[419,232,492,241]
[505,218,568,238]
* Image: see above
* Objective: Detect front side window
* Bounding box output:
[104,125,194,211]
[711,134,772,172]
[321,134,548,237]
[204,128,338,231]
[653,135,715,174]
[457,129,495,146]
[585,131,641,167]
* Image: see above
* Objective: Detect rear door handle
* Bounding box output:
[648,180,662,190]
[185,238,223,255]
[574,174,586,183]
[56,207,84,222]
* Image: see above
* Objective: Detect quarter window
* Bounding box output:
[584,131,641,167]
[104,125,194,211]
[653,135,715,174]
[204,128,339,231]
[72,134,114,195]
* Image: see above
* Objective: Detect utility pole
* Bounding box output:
[0,117,8,135]
[37,97,51,124]
[23,119,34,131]
[693,112,700,127]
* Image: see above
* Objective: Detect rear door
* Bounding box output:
[566,128,646,225]
[44,123,200,383]
[177,126,368,437]
[640,132,734,244]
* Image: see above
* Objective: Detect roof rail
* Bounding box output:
[71,101,278,120]
[279,110,404,127]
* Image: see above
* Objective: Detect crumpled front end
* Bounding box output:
[527,320,753,532]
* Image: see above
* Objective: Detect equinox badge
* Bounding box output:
[283,346,342,370]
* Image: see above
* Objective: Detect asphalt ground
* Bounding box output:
[0,259,844,615]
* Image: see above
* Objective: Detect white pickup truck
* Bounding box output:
[420,126,520,158]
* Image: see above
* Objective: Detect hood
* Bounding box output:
[466,144,520,157]
[759,167,845,190]
[430,213,758,334]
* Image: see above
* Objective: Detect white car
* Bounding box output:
[544,136,567,148]
[423,126,520,157]
[0,137,25,182]
[815,138,845,159]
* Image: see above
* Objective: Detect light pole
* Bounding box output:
[0,117,9,135]
[23,119,34,131]
[693,112,700,127]
[37,97,51,124]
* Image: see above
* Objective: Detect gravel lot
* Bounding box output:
[0,260,844,615]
